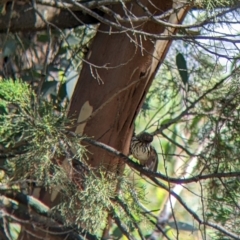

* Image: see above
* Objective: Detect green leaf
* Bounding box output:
[58,46,67,55]
[176,53,188,87]
[185,29,201,35]
[160,118,172,126]
[66,35,80,46]
[8,222,21,240]
[190,116,202,131]
[168,221,198,232]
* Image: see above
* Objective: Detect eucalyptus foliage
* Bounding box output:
[135,35,240,238]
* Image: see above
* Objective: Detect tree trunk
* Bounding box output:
[68,0,189,172]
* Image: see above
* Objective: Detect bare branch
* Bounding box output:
[0,2,98,33]
[79,135,240,239]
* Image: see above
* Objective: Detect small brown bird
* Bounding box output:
[130,132,158,172]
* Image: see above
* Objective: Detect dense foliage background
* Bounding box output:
[1,0,240,239]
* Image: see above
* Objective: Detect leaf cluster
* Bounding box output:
[196,79,240,239]
[55,170,148,236]
[194,0,235,9]
[0,79,86,211]
[0,79,82,182]
[0,79,151,238]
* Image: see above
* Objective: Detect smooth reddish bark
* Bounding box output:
[68,0,180,173]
